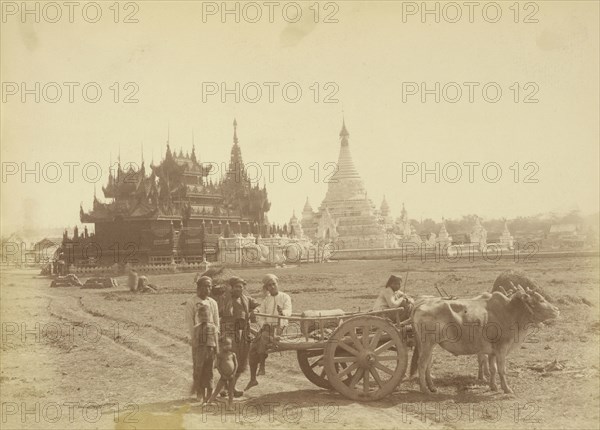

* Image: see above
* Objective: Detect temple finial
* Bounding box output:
[191,131,197,163]
[233,118,238,144]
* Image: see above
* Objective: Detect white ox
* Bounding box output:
[412,286,559,394]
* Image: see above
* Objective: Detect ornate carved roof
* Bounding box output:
[81,121,269,224]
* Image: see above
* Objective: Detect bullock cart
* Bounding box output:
[252,307,413,401]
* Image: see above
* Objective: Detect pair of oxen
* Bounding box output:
[407,270,560,394]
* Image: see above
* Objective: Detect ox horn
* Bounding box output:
[516,284,526,293]
[497,285,509,296]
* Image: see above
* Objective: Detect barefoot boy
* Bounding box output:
[207,337,238,410]
[193,304,219,403]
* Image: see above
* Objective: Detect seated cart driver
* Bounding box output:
[372,275,413,316]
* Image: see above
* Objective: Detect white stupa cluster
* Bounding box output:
[291,121,514,251]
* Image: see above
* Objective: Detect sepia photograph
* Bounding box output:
[1,1,599,429]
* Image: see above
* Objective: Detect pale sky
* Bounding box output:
[1,1,599,233]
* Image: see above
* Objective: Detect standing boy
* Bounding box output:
[207,337,238,410]
[185,276,219,401]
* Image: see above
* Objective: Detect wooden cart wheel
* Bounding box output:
[324,316,408,401]
[297,349,331,389]
[297,348,353,389]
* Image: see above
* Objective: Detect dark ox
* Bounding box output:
[477,270,551,380]
[412,286,559,394]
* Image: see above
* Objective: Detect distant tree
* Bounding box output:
[484,218,504,233]
[444,219,460,234]
[559,209,583,225]
[417,218,437,235]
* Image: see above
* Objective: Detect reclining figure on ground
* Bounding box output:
[50,274,82,288]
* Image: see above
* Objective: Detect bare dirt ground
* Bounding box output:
[1,256,599,429]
